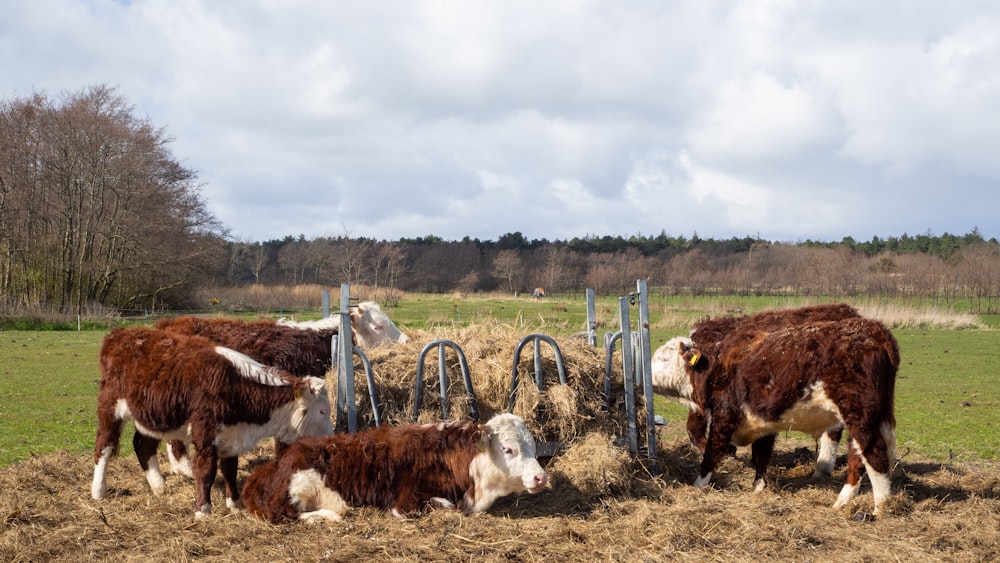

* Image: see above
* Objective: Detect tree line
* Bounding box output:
[3,86,999,317]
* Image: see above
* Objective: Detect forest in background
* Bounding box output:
[3,86,999,319]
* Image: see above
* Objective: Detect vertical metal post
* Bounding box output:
[322,289,330,319]
[619,297,638,454]
[437,342,450,418]
[636,279,656,461]
[586,288,597,346]
[335,284,357,432]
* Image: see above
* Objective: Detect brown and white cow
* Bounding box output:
[278,301,409,348]
[241,413,548,524]
[154,315,343,476]
[677,303,861,476]
[653,317,898,514]
[90,327,334,518]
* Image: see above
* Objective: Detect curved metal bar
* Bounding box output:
[412,339,479,422]
[507,333,568,412]
[351,347,381,427]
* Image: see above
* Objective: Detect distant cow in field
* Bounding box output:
[90,327,334,518]
[242,413,549,524]
[278,301,409,348]
[677,303,861,476]
[653,317,898,514]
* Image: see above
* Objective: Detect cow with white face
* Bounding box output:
[91,327,335,518]
[278,300,408,348]
[349,301,409,347]
[653,316,899,515]
[241,413,549,523]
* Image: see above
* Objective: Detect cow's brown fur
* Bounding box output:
[682,316,898,510]
[92,327,331,516]
[155,316,341,377]
[154,316,344,465]
[243,421,487,524]
[684,304,860,453]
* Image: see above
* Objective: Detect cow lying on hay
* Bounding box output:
[653,316,899,514]
[242,413,548,523]
[91,327,334,518]
[679,303,861,476]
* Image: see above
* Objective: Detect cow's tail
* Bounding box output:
[874,323,900,461]
[214,346,291,386]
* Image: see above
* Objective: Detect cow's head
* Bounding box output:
[650,336,704,412]
[350,301,409,347]
[467,413,548,513]
[288,376,335,440]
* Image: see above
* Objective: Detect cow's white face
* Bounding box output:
[651,336,700,412]
[292,376,335,439]
[466,413,547,513]
[351,302,409,347]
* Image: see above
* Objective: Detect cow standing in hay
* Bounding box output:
[153,316,343,477]
[155,303,407,476]
[653,316,899,514]
[678,303,861,476]
[241,413,549,524]
[90,327,335,518]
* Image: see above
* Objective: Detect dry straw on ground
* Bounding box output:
[2,322,997,562]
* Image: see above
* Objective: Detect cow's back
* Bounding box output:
[735,317,898,424]
[100,328,229,429]
[156,316,335,377]
[717,304,860,374]
[99,327,299,433]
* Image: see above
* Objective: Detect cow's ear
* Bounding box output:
[307,376,326,394]
[476,428,492,453]
[681,344,703,368]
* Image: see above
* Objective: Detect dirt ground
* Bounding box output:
[2,325,997,562]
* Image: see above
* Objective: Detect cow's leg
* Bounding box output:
[289,468,349,523]
[833,439,865,510]
[750,434,776,492]
[696,408,739,488]
[813,426,842,478]
[133,432,166,495]
[852,420,896,514]
[390,481,421,518]
[91,404,123,500]
[192,444,219,518]
[166,440,194,477]
[686,411,708,453]
[220,456,241,510]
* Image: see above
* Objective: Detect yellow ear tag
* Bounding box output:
[689,350,701,366]
[295,386,303,400]
[477,440,487,453]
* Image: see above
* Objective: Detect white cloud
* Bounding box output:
[3,0,999,244]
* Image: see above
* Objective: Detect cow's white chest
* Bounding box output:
[733,384,842,446]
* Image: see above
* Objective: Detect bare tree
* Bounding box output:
[492,249,523,294]
[0,85,225,314]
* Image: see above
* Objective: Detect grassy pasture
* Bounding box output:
[1,294,998,561]
[1,294,996,466]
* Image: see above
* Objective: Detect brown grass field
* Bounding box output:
[2,324,998,562]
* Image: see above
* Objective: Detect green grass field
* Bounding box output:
[1,295,997,467]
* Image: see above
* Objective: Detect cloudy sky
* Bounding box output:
[4,1,999,244]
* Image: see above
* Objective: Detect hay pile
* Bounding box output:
[2,322,998,561]
[339,322,646,447]
[2,436,998,561]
